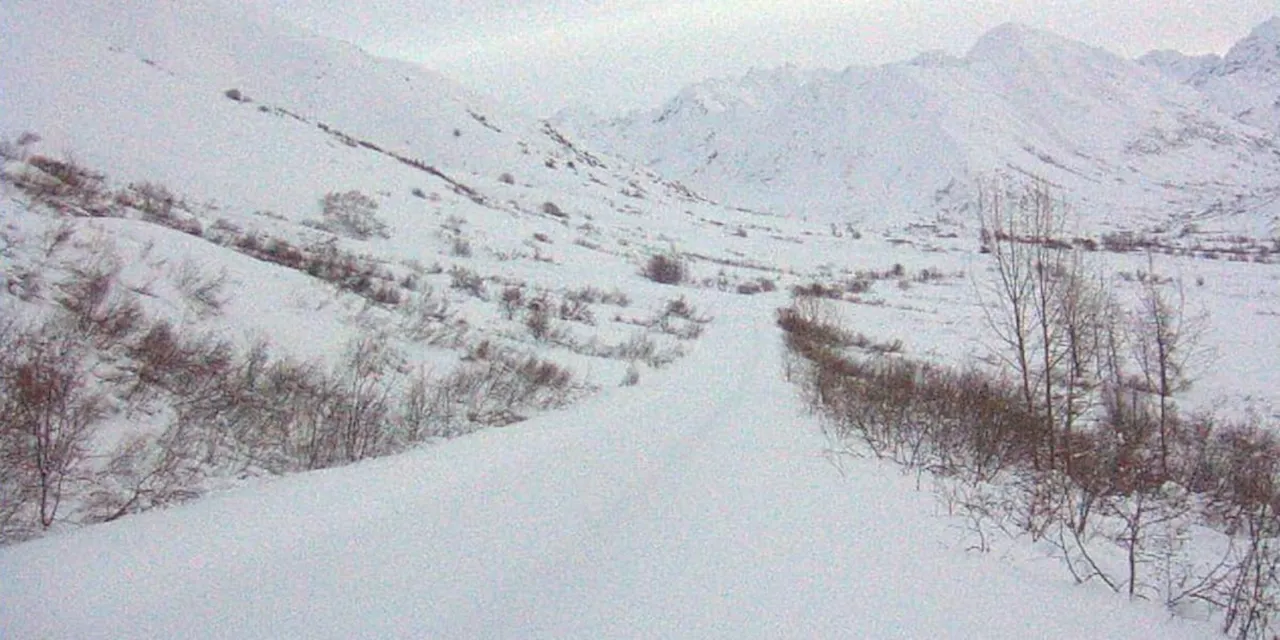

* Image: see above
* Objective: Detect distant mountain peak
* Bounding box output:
[1247,16,1280,42]
[1217,15,1280,75]
[966,22,1077,60]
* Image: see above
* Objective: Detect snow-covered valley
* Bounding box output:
[2,0,1279,638]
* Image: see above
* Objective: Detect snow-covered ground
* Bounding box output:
[1,0,1278,637]
[0,292,1220,639]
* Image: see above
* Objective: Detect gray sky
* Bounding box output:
[252,0,1276,117]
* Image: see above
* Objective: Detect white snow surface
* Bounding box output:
[559,21,1280,237]
[0,293,1217,639]
[0,1,1277,637]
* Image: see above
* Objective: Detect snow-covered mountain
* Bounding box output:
[559,21,1280,240]
[0,0,737,235]
[1188,17,1280,136]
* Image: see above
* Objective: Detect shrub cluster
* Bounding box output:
[642,253,686,285]
[779,293,1280,639]
[313,190,389,240]
[0,236,578,544]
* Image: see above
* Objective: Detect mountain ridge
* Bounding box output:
[558,19,1280,240]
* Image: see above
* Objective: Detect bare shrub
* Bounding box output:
[22,154,108,210]
[118,181,178,220]
[558,295,595,325]
[448,265,487,299]
[126,320,235,401]
[318,190,388,240]
[737,277,777,295]
[780,281,1280,636]
[0,320,103,540]
[0,131,40,161]
[171,259,228,317]
[450,236,473,257]
[642,252,686,285]
[500,286,524,320]
[86,419,207,524]
[398,286,460,346]
[57,260,144,347]
[433,348,578,429]
[541,201,567,218]
[524,294,560,342]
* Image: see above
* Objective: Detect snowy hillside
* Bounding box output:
[3,1,1280,638]
[560,21,1280,241]
[0,295,1221,639]
[0,0,815,539]
[1192,18,1280,135]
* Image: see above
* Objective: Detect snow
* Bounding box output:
[1188,16,1280,135]
[560,20,1280,236]
[0,293,1218,639]
[1,1,1278,637]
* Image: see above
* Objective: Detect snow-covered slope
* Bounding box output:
[560,22,1280,239]
[1143,18,1280,137]
[0,294,1220,639]
[1138,50,1222,85]
[0,0,822,536]
[1192,18,1280,136]
[0,0,717,229]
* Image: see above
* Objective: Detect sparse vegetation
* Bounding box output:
[0,248,582,543]
[314,190,388,240]
[642,252,686,285]
[777,177,1280,638]
[541,201,567,218]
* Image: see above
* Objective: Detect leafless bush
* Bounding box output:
[118,181,179,221]
[450,236,473,257]
[21,154,108,211]
[500,286,524,320]
[541,201,567,218]
[791,281,845,299]
[448,265,487,299]
[654,296,710,339]
[780,285,1280,636]
[0,320,103,541]
[398,286,462,346]
[317,190,388,240]
[56,260,144,348]
[0,131,40,161]
[171,259,228,317]
[558,295,595,325]
[433,348,578,429]
[126,320,235,403]
[736,277,777,295]
[523,294,563,342]
[565,286,630,307]
[85,419,208,524]
[642,253,686,285]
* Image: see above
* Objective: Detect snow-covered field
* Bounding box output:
[1,0,1278,637]
[0,293,1221,639]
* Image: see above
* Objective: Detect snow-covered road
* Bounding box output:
[0,294,1216,638]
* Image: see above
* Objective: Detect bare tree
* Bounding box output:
[1129,253,1206,477]
[0,321,103,536]
[978,176,1108,474]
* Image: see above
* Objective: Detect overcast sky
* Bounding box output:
[251,0,1276,117]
